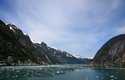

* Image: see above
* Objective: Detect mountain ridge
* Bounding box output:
[0,20,88,66]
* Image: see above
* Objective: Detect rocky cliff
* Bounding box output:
[0,20,85,65]
[92,34,125,67]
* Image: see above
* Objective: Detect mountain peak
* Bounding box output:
[8,24,20,30]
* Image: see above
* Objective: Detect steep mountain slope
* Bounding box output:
[34,42,84,64]
[92,34,125,67]
[0,20,84,65]
[0,20,50,65]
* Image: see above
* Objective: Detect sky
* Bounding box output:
[0,0,125,58]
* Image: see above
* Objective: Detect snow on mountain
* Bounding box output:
[8,24,20,30]
[9,26,16,32]
[23,32,29,36]
[73,55,86,59]
[66,53,73,57]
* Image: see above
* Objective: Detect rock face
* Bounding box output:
[0,20,84,65]
[92,34,125,67]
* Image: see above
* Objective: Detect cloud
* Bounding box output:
[115,26,125,34]
[1,0,125,58]
[114,20,125,35]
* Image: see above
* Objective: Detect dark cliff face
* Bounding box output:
[92,34,125,67]
[0,20,84,65]
[0,20,51,65]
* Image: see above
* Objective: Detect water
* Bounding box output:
[0,64,125,80]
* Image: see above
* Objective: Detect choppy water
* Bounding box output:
[0,64,125,80]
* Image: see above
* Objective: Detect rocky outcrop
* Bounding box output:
[92,34,125,67]
[0,20,84,65]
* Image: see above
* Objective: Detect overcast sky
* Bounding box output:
[0,0,125,58]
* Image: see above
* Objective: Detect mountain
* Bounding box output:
[34,42,85,64]
[73,55,91,64]
[0,20,84,66]
[91,34,125,67]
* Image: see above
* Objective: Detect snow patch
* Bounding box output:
[73,55,85,59]
[9,24,19,30]
[66,54,73,57]
[49,46,59,50]
[9,26,15,32]
[23,32,28,36]
[31,39,36,43]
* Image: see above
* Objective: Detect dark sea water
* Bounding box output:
[0,64,125,80]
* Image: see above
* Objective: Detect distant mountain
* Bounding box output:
[91,34,125,67]
[0,20,85,66]
[73,55,91,63]
[33,42,85,64]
